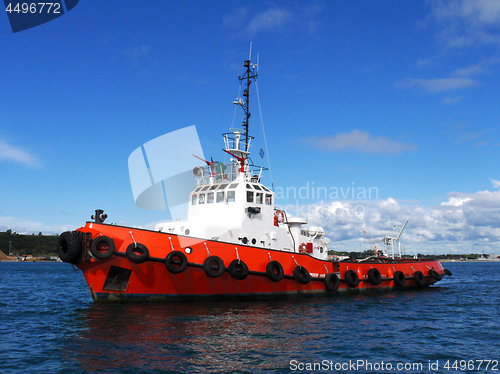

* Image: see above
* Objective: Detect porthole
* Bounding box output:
[185,229,190,235]
[184,247,193,254]
[251,238,257,245]
[241,237,248,244]
[320,247,324,253]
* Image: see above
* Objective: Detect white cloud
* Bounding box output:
[246,8,293,36]
[396,77,478,92]
[0,139,39,167]
[430,0,500,47]
[123,45,149,59]
[224,5,323,37]
[0,216,76,235]
[280,180,500,254]
[490,178,500,188]
[303,129,417,155]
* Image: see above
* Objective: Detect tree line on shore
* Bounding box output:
[0,230,58,257]
[0,231,494,260]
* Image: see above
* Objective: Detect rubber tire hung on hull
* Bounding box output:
[125,243,149,264]
[393,271,405,287]
[414,270,426,287]
[367,268,382,286]
[203,256,225,278]
[227,259,249,280]
[293,266,311,285]
[90,236,115,260]
[165,251,188,274]
[57,231,82,264]
[324,273,339,292]
[344,269,360,288]
[266,261,284,282]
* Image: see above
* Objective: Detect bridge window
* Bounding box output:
[218,184,229,189]
[229,183,238,189]
[247,191,254,203]
[207,192,214,203]
[201,186,210,191]
[216,191,224,203]
[253,185,262,190]
[256,192,263,204]
[191,194,197,205]
[227,191,235,202]
[265,194,272,205]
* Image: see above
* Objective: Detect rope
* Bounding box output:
[255,80,274,191]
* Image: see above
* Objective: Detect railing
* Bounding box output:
[193,162,267,185]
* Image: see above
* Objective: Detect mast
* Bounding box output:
[238,52,258,152]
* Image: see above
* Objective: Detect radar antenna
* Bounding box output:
[237,43,259,152]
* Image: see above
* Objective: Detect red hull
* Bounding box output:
[71,223,446,302]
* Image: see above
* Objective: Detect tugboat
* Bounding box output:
[57,53,451,302]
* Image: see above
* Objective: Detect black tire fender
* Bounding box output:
[324,273,339,292]
[393,271,405,287]
[414,270,426,287]
[228,259,249,280]
[429,268,443,281]
[266,260,284,282]
[90,236,115,260]
[57,231,82,264]
[126,243,149,264]
[367,268,382,286]
[165,251,188,274]
[203,256,225,278]
[344,269,360,288]
[293,266,311,285]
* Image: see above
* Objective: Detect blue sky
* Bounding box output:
[1,1,500,255]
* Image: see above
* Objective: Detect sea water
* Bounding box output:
[0,261,499,373]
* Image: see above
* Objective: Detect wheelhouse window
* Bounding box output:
[191,194,197,205]
[253,185,262,190]
[218,184,229,189]
[201,186,210,191]
[247,191,254,203]
[229,183,238,189]
[207,192,214,203]
[216,191,224,203]
[265,194,272,205]
[256,193,263,204]
[199,193,206,204]
[227,191,235,202]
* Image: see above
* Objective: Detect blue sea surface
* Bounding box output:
[0,261,499,373]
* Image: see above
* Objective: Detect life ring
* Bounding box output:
[228,259,249,280]
[125,243,149,264]
[165,251,188,274]
[203,256,225,278]
[57,231,82,264]
[367,268,382,286]
[199,194,205,203]
[393,271,405,287]
[324,273,339,292]
[414,271,426,287]
[428,268,443,281]
[293,266,311,285]
[274,210,285,226]
[344,269,360,288]
[90,235,115,260]
[266,260,284,282]
[299,243,307,253]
